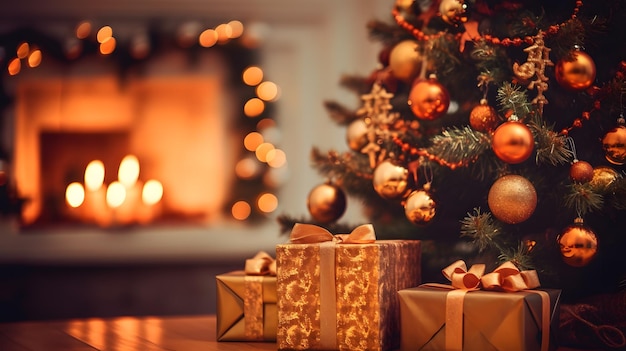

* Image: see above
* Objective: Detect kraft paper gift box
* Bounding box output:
[276,223,422,351]
[398,260,562,351]
[215,251,277,341]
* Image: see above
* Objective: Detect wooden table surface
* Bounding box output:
[0,315,276,351]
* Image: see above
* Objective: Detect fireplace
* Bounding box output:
[13,50,251,229]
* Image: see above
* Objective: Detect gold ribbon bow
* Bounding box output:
[244,251,276,276]
[288,223,376,349]
[289,223,376,244]
[438,260,549,351]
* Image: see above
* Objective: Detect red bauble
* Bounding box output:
[469,99,499,132]
[492,120,534,164]
[408,75,450,120]
[569,160,594,183]
[555,51,596,92]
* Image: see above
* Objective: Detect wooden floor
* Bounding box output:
[0,315,276,351]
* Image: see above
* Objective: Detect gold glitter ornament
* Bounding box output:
[404,188,436,225]
[373,160,410,199]
[346,119,369,152]
[601,125,626,165]
[558,218,598,267]
[307,182,347,223]
[555,51,596,92]
[589,166,619,190]
[487,174,537,224]
[388,40,423,82]
[469,99,499,132]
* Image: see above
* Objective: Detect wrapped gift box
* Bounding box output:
[276,224,422,351]
[398,285,561,351]
[216,270,277,341]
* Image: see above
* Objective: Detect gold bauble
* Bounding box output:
[404,189,436,225]
[439,0,467,26]
[487,174,537,224]
[388,40,423,82]
[589,166,619,190]
[558,222,598,267]
[492,120,534,164]
[373,160,410,199]
[346,119,369,152]
[408,76,450,120]
[601,125,626,165]
[555,51,596,92]
[469,99,499,132]
[307,182,346,223]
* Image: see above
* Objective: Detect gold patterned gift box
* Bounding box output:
[398,260,562,351]
[276,223,422,351]
[216,251,277,341]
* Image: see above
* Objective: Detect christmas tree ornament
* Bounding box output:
[557,217,598,268]
[491,116,535,164]
[373,159,410,200]
[346,119,369,152]
[512,31,553,114]
[408,74,450,120]
[589,166,619,190]
[404,186,436,225]
[487,174,537,224]
[469,98,499,132]
[355,82,401,168]
[601,125,626,165]
[569,160,594,183]
[439,0,467,26]
[307,181,347,223]
[555,50,596,92]
[388,39,423,82]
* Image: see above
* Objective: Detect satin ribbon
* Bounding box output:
[243,251,276,340]
[244,251,277,276]
[439,260,549,351]
[289,223,376,349]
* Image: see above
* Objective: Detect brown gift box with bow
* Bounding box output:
[276,223,422,351]
[398,260,561,351]
[216,251,278,341]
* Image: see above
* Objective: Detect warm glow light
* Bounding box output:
[118,155,140,187]
[106,181,126,208]
[16,42,29,59]
[66,182,85,208]
[235,157,261,179]
[266,148,287,168]
[255,142,275,162]
[28,49,42,68]
[100,37,116,55]
[244,98,265,117]
[232,200,251,220]
[256,81,279,101]
[8,58,21,75]
[84,160,105,191]
[242,66,263,86]
[76,21,92,39]
[97,26,113,43]
[257,193,278,213]
[244,132,264,151]
[256,118,275,130]
[215,24,232,42]
[142,180,163,205]
[199,29,218,47]
[227,20,244,38]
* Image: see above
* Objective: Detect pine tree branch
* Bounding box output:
[460,208,502,252]
[564,183,604,216]
[527,114,572,166]
[323,100,358,125]
[426,126,492,164]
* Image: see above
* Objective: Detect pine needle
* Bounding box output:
[460,208,501,252]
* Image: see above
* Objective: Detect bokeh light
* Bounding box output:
[96,26,113,43]
[266,148,287,168]
[232,200,251,220]
[244,98,265,117]
[244,132,264,151]
[118,155,140,187]
[243,66,263,86]
[76,21,92,39]
[256,81,279,101]
[199,29,218,48]
[84,160,105,191]
[257,193,278,213]
[255,142,275,162]
[106,181,126,208]
[142,180,163,205]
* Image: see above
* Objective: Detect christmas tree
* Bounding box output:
[278,0,626,339]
